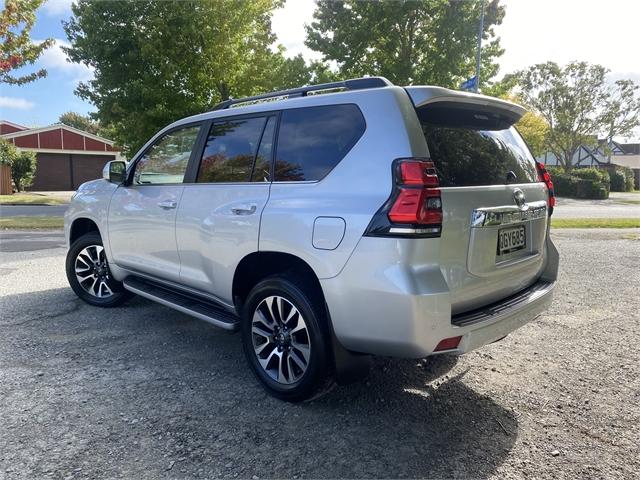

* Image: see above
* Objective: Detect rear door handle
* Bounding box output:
[157,200,177,209]
[231,204,257,215]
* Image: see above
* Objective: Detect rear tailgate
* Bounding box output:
[406,87,551,314]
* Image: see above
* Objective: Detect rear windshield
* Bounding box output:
[419,106,538,187]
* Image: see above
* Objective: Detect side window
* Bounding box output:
[274,104,366,182]
[133,125,200,185]
[197,117,267,183]
[251,116,276,182]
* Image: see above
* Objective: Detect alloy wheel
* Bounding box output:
[74,245,115,298]
[251,295,311,385]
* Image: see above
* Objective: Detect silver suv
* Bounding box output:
[64,77,558,401]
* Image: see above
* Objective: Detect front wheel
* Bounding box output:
[241,274,333,402]
[65,232,131,307]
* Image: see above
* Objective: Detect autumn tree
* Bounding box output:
[1,0,53,85]
[305,0,505,88]
[64,0,307,156]
[508,61,640,169]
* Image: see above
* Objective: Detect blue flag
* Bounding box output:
[460,76,477,91]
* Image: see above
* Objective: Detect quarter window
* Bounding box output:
[251,116,276,182]
[197,117,267,183]
[133,125,200,185]
[274,104,366,181]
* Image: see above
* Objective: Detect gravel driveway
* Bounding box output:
[0,229,638,479]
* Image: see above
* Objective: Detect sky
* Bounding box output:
[2,0,639,135]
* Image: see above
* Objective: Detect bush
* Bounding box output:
[571,167,609,183]
[11,151,37,192]
[550,170,609,200]
[607,165,635,192]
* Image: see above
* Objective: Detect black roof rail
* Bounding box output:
[210,76,393,111]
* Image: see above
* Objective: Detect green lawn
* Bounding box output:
[0,193,68,205]
[0,216,64,229]
[551,218,640,229]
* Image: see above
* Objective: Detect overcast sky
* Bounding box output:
[2,0,639,134]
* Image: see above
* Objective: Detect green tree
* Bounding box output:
[508,61,640,170]
[64,0,304,156]
[10,150,37,191]
[0,138,18,165]
[305,0,505,88]
[1,0,53,85]
[516,110,550,158]
[59,111,102,136]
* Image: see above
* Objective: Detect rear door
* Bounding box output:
[407,91,550,314]
[108,124,202,283]
[175,114,276,303]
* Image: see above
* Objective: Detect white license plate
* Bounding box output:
[497,225,526,255]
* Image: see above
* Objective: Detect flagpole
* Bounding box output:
[475,0,485,92]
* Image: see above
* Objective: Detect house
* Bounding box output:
[538,139,640,188]
[0,120,123,191]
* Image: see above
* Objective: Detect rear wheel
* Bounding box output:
[241,274,333,402]
[66,232,131,307]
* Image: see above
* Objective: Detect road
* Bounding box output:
[0,204,68,217]
[554,192,640,219]
[0,228,639,479]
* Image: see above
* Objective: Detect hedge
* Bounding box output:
[604,165,635,192]
[545,167,610,199]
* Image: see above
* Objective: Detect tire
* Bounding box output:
[241,274,334,402]
[65,232,131,308]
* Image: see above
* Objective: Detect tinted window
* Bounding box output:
[419,105,538,187]
[133,125,200,185]
[197,117,267,183]
[251,116,276,182]
[275,104,365,181]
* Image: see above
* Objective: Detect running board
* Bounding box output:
[123,277,240,331]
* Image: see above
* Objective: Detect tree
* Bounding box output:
[10,150,36,191]
[305,0,505,88]
[0,138,18,166]
[1,0,53,85]
[59,111,102,136]
[508,61,640,169]
[516,110,550,158]
[64,0,305,156]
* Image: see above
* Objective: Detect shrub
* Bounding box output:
[11,151,37,192]
[608,166,635,192]
[551,171,609,200]
[571,167,608,183]
[0,138,18,166]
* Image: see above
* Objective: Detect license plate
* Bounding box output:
[497,225,526,255]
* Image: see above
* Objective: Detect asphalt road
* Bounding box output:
[553,193,640,219]
[1,228,639,479]
[0,204,68,217]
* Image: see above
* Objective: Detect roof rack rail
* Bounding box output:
[210,76,393,111]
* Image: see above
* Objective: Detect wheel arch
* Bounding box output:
[69,217,101,245]
[232,251,325,313]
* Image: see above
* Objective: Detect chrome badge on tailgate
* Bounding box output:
[471,201,547,228]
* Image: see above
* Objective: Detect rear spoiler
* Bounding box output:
[404,86,527,126]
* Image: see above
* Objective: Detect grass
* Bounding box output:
[617,199,640,205]
[621,233,640,240]
[0,216,64,229]
[0,193,68,205]
[551,218,640,229]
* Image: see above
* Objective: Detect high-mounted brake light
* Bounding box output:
[364,158,442,238]
[536,162,556,213]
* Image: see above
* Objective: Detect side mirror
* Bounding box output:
[103,160,126,184]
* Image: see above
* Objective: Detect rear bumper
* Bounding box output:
[320,236,558,358]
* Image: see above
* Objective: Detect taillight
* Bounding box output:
[365,158,442,238]
[536,162,556,213]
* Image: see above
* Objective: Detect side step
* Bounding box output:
[123,277,240,331]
